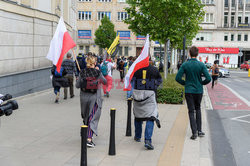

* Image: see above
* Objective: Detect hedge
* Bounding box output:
[157,74,184,104]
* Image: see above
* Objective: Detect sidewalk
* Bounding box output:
[0,71,213,166]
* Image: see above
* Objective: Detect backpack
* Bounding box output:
[214,67,219,74]
[101,61,109,76]
[80,68,100,93]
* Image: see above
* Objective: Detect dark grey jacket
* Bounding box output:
[61,59,76,76]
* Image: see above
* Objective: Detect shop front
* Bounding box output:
[197,47,239,68]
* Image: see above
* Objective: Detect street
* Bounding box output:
[206,70,250,166]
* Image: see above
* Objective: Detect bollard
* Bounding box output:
[248,69,250,77]
[80,125,88,166]
[126,98,132,136]
[109,108,116,155]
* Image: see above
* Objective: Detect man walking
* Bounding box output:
[132,62,162,150]
[61,53,77,99]
[176,46,211,140]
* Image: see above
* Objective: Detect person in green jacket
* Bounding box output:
[176,46,211,140]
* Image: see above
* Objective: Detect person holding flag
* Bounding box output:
[46,17,76,102]
[124,35,162,150]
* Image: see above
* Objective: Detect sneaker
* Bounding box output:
[70,95,74,98]
[106,92,109,98]
[134,136,141,142]
[198,131,205,137]
[144,140,154,150]
[64,97,67,100]
[87,140,95,148]
[190,134,197,140]
[55,99,59,103]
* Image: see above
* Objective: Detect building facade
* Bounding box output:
[77,0,159,58]
[0,0,77,75]
[193,0,250,68]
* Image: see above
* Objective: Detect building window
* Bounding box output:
[238,34,242,41]
[224,12,228,27]
[98,12,111,20]
[196,32,212,41]
[246,0,250,10]
[125,47,129,56]
[238,17,242,24]
[225,0,228,7]
[85,46,90,53]
[202,0,214,4]
[118,12,129,21]
[79,0,92,1]
[231,12,235,27]
[232,0,235,7]
[204,13,214,23]
[118,46,123,56]
[239,0,243,9]
[78,11,92,20]
[245,17,249,24]
[98,0,112,2]
[244,34,248,41]
[118,0,126,2]
[231,34,234,41]
[224,34,228,41]
[79,45,84,50]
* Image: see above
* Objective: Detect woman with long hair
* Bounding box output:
[76,55,107,147]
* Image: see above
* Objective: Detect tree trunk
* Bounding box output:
[164,40,170,79]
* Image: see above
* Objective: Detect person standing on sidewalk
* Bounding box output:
[132,62,162,150]
[61,53,77,99]
[210,60,219,89]
[101,56,116,97]
[118,59,125,82]
[76,56,107,147]
[176,46,211,140]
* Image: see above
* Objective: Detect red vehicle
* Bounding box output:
[240,61,250,70]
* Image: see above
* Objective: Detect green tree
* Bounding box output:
[95,16,116,50]
[125,0,204,79]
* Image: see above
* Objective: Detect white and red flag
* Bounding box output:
[123,34,150,91]
[46,17,76,72]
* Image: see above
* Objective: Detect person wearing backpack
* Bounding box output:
[76,56,107,148]
[51,65,68,103]
[101,56,116,97]
[210,60,219,89]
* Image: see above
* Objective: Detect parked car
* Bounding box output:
[240,61,250,70]
[205,63,212,69]
[208,67,230,78]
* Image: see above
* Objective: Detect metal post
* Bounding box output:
[80,125,88,166]
[109,108,116,155]
[126,98,132,136]
[183,35,186,62]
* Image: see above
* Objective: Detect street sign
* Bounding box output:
[238,52,243,57]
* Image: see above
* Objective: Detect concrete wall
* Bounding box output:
[0,67,52,98]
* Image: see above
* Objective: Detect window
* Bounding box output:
[79,0,92,1]
[98,0,112,2]
[98,12,111,20]
[196,32,212,41]
[78,11,92,20]
[125,47,129,56]
[231,34,234,41]
[238,34,242,41]
[224,12,228,27]
[246,0,250,10]
[118,12,129,21]
[239,0,243,9]
[245,17,249,24]
[238,17,242,24]
[118,46,123,56]
[118,0,126,2]
[244,34,248,41]
[232,0,235,7]
[225,0,228,7]
[202,0,214,4]
[224,34,228,41]
[203,13,214,23]
[79,46,84,50]
[231,13,235,27]
[85,46,90,53]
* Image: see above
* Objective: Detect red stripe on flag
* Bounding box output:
[56,32,76,72]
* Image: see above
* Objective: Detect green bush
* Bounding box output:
[157,74,184,104]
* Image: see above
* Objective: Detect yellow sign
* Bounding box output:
[142,70,147,84]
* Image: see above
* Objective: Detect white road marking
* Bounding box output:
[220,83,250,107]
[231,114,250,124]
[222,79,231,83]
[234,79,243,83]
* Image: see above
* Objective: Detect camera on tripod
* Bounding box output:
[0,94,18,117]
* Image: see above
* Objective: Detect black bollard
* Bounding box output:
[109,108,116,155]
[80,125,88,166]
[126,98,132,136]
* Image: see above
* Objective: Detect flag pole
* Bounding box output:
[72,48,81,72]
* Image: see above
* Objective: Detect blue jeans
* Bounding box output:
[54,86,60,95]
[134,119,154,143]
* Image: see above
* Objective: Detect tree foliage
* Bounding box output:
[124,0,205,47]
[95,16,116,49]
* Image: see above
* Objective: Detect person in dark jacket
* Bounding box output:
[75,53,86,77]
[61,53,77,99]
[176,46,211,140]
[51,65,68,103]
[132,63,162,150]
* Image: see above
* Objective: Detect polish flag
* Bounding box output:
[46,17,76,72]
[124,34,150,91]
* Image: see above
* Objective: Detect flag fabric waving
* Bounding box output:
[107,34,120,58]
[123,34,150,91]
[46,17,76,72]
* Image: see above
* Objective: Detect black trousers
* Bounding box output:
[120,70,124,80]
[212,75,218,88]
[185,93,203,135]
